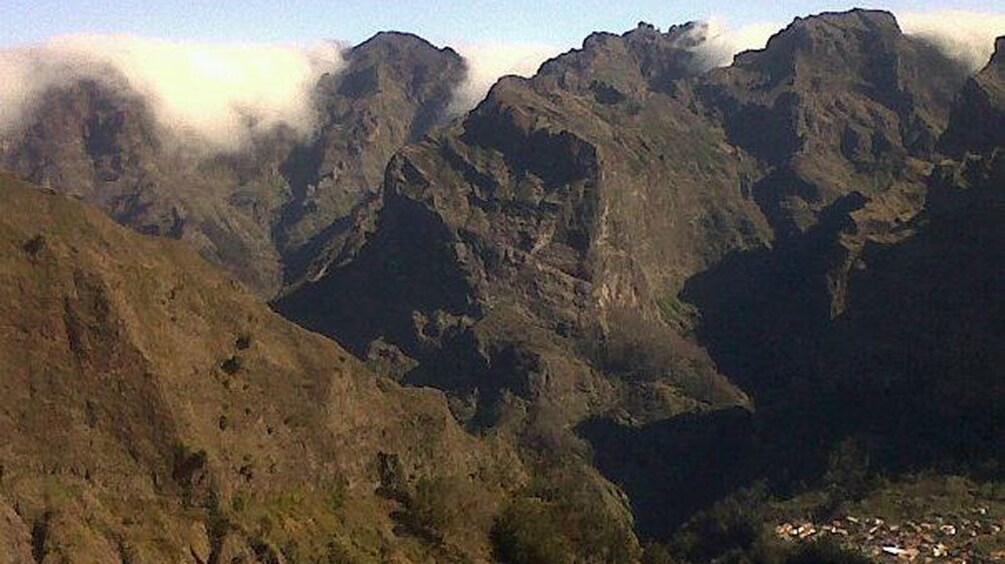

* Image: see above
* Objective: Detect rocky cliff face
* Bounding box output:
[678,10,970,398]
[277,11,1005,552]
[688,10,965,236]
[277,10,972,433]
[0,33,465,298]
[587,28,1005,550]
[4,9,1004,561]
[278,23,771,430]
[0,172,522,562]
[820,35,1005,465]
[940,36,1005,155]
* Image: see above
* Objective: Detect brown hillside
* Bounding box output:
[0,171,521,562]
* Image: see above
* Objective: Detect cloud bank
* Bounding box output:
[440,10,1005,114]
[450,41,567,113]
[683,17,782,70]
[445,21,782,113]
[898,11,1005,71]
[674,10,1005,74]
[1,10,1003,148]
[0,35,343,149]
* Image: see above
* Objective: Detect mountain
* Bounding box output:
[0,171,525,562]
[587,21,1005,558]
[276,8,967,450]
[4,9,1005,562]
[818,32,1005,466]
[677,9,969,402]
[0,32,465,298]
[687,10,965,236]
[674,15,1003,466]
[941,37,1005,154]
[277,9,1005,558]
[277,22,767,427]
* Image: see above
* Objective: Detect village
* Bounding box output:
[775,508,1005,562]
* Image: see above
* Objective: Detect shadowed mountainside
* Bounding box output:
[583,25,1005,550]
[277,10,1005,556]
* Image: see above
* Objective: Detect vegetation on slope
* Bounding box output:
[0,172,527,562]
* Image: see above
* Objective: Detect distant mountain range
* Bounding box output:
[1,9,1003,563]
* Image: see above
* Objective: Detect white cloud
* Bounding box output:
[2,10,1002,148]
[450,41,566,113]
[676,11,1005,74]
[443,21,784,114]
[684,17,782,70]
[0,34,344,150]
[897,11,1005,72]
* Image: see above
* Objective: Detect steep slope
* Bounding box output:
[274,33,467,284]
[587,30,1005,556]
[279,22,770,430]
[276,26,782,560]
[0,171,522,562]
[277,10,992,553]
[278,10,969,441]
[5,11,1000,562]
[679,17,994,427]
[687,9,966,238]
[818,33,1005,467]
[0,33,465,297]
[941,37,1005,154]
[673,11,972,409]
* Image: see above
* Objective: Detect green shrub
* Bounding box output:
[673,502,761,561]
[641,541,679,564]
[783,538,871,564]
[221,355,243,374]
[396,475,496,546]
[491,491,636,564]
[401,477,464,539]
[671,488,871,564]
[492,498,576,564]
[235,333,252,350]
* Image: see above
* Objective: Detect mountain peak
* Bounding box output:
[766,8,900,53]
[939,34,1005,154]
[791,8,899,31]
[358,30,437,48]
[352,30,460,60]
[534,20,706,99]
[993,36,1005,66]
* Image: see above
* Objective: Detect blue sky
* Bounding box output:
[2,0,1002,48]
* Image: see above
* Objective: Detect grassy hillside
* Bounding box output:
[0,171,525,562]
